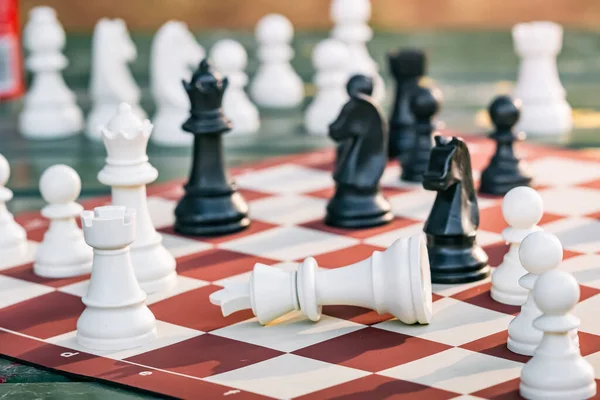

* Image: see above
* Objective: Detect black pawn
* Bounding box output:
[325,74,393,229]
[401,86,442,183]
[174,59,250,236]
[388,49,426,164]
[423,136,490,284]
[479,96,532,196]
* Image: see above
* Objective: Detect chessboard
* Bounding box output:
[2,133,600,400]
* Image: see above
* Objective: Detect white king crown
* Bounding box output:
[100,103,153,166]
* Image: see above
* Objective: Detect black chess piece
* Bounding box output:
[479,96,532,196]
[388,49,426,164]
[325,74,393,229]
[174,59,250,236]
[423,136,490,284]
[401,86,442,183]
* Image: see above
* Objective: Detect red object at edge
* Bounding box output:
[0,0,24,100]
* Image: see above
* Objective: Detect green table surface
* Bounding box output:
[1,29,600,399]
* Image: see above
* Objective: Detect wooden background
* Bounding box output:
[18,0,600,32]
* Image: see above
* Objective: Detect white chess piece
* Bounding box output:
[150,21,205,146]
[513,22,572,136]
[19,6,83,139]
[249,14,304,109]
[211,39,259,135]
[491,187,543,305]
[330,0,385,104]
[304,38,351,136]
[507,231,578,355]
[77,206,157,351]
[99,103,177,293]
[86,19,146,141]
[520,270,596,399]
[0,154,28,266]
[34,165,92,278]
[210,235,432,325]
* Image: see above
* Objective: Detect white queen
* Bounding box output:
[98,103,177,293]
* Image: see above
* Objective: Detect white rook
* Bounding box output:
[99,103,177,293]
[78,206,157,351]
[210,235,433,326]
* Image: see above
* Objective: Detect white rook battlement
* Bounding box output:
[513,21,563,56]
[81,206,136,250]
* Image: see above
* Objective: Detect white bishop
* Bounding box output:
[0,154,28,268]
[99,103,177,293]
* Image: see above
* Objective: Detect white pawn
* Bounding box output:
[34,165,92,278]
[330,0,385,104]
[0,154,28,266]
[491,187,543,305]
[304,39,351,136]
[150,21,205,146]
[210,235,432,326]
[211,39,259,135]
[19,6,83,139]
[77,206,157,351]
[250,14,304,109]
[508,231,578,355]
[86,18,146,141]
[513,22,572,136]
[99,103,177,293]
[520,270,596,399]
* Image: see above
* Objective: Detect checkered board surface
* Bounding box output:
[2,135,600,400]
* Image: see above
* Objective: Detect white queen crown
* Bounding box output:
[512,21,563,56]
[100,103,152,166]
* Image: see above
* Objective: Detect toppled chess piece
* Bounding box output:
[491,186,542,306]
[423,136,490,283]
[401,86,442,183]
[325,74,392,228]
[0,154,28,267]
[19,6,83,139]
[210,235,433,326]
[211,39,260,135]
[507,231,578,356]
[520,270,596,399]
[77,206,157,351]
[150,20,204,147]
[175,59,250,236]
[513,22,572,136]
[388,48,426,163]
[479,96,532,195]
[99,103,177,293]
[34,165,92,278]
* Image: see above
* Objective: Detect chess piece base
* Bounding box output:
[515,101,572,136]
[479,166,532,196]
[325,187,393,229]
[19,106,83,139]
[490,287,527,306]
[174,191,250,236]
[34,261,92,279]
[130,238,177,294]
[426,234,491,284]
[77,327,157,352]
[0,241,30,269]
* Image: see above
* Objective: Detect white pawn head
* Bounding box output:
[533,269,580,316]
[0,154,9,187]
[256,14,294,45]
[211,39,248,73]
[519,231,563,275]
[502,186,543,229]
[40,164,81,205]
[331,0,371,24]
[312,38,350,71]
